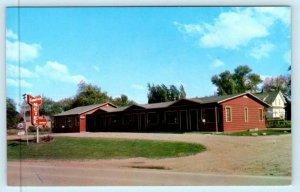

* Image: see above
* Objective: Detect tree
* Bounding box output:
[262,75,291,97]
[147,83,186,103]
[112,94,135,107]
[40,97,64,116]
[72,81,110,108]
[211,65,262,95]
[7,97,21,129]
[57,97,74,111]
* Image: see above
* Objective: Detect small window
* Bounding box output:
[225,107,232,122]
[259,108,263,121]
[244,107,248,122]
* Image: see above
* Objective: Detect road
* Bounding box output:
[8,162,291,186]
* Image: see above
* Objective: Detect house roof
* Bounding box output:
[254,91,284,105]
[54,103,115,116]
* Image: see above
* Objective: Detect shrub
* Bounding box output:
[266,120,291,128]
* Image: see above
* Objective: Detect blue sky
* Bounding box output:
[6,7,291,106]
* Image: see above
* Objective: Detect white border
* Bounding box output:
[1,1,299,192]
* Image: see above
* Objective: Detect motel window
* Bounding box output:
[166,111,178,124]
[244,107,249,122]
[75,117,79,126]
[66,117,73,127]
[225,107,232,122]
[147,112,158,125]
[123,114,132,125]
[259,109,264,121]
[202,108,216,123]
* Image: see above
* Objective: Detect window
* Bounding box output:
[244,107,248,122]
[225,107,232,122]
[259,108,263,121]
[202,108,216,123]
[147,112,158,125]
[166,111,178,124]
[75,116,80,126]
[123,114,132,125]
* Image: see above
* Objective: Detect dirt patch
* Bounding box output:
[8,132,291,176]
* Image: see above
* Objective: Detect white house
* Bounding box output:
[254,91,287,119]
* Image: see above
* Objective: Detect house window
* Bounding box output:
[259,108,264,121]
[166,111,178,124]
[147,112,158,125]
[225,107,232,122]
[244,107,248,122]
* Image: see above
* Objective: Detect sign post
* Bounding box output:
[27,95,48,144]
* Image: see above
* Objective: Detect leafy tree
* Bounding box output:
[40,97,64,116]
[57,97,74,111]
[112,94,135,106]
[72,81,110,108]
[262,75,291,96]
[211,65,262,95]
[7,97,21,129]
[147,83,186,103]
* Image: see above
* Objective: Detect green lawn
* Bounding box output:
[7,137,206,160]
[225,129,291,136]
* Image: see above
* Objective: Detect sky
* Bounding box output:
[6,6,291,106]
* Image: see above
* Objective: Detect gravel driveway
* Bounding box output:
[8,132,291,177]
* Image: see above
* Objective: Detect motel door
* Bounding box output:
[133,114,139,131]
[140,113,146,131]
[180,111,188,131]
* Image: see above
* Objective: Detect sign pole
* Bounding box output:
[36,126,39,143]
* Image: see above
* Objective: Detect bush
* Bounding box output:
[27,126,52,133]
[266,120,291,128]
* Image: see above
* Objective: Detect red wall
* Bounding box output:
[221,95,266,133]
[79,104,115,132]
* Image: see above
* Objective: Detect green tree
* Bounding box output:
[211,65,262,95]
[7,97,21,129]
[147,83,186,103]
[72,81,110,108]
[262,75,291,97]
[40,97,64,116]
[112,94,135,107]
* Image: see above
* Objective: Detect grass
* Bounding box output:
[7,137,206,160]
[225,129,291,136]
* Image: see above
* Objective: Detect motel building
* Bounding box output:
[52,92,270,133]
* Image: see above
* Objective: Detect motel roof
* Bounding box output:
[54,103,116,116]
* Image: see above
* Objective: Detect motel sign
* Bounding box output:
[27,95,48,126]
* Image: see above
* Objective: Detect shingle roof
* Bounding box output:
[140,101,176,109]
[254,91,281,105]
[191,93,243,104]
[54,103,108,116]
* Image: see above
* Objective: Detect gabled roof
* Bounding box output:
[254,91,286,105]
[54,103,115,116]
[191,92,271,107]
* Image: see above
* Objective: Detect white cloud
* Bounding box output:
[7,78,32,88]
[7,64,37,78]
[249,42,275,59]
[6,39,41,63]
[35,61,87,84]
[93,65,100,72]
[284,50,291,65]
[131,84,146,90]
[175,7,290,49]
[6,29,18,40]
[173,22,203,34]
[211,59,225,68]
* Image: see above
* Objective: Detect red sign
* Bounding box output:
[27,95,48,126]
